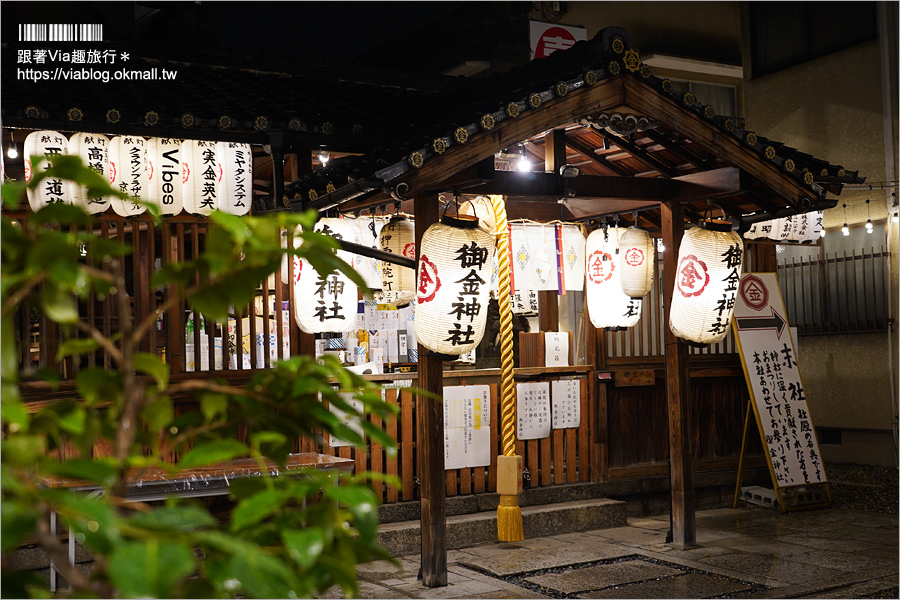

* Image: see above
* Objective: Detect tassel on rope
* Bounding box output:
[489,194,524,542]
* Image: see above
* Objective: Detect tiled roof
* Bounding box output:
[280,27,863,213]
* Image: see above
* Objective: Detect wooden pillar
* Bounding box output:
[660,200,697,548]
[413,191,447,588]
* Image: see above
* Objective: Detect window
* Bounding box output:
[749,2,877,79]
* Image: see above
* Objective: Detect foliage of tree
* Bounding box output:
[1,155,398,598]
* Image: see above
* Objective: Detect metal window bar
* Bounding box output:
[777,246,890,334]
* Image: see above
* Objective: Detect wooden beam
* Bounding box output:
[624,77,821,209]
[642,129,717,171]
[413,191,447,588]
[566,136,634,176]
[670,167,742,201]
[366,77,626,205]
[660,200,697,548]
[599,131,680,178]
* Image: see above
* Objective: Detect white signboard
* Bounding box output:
[551,379,581,429]
[529,21,587,60]
[516,381,551,440]
[443,385,491,470]
[544,332,569,367]
[733,273,827,487]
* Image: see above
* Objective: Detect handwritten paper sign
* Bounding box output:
[443,385,491,469]
[328,392,364,448]
[551,379,581,429]
[544,332,570,367]
[733,273,827,487]
[516,382,551,440]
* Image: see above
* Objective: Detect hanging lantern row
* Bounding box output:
[585,226,642,330]
[744,211,823,243]
[669,220,743,345]
[22,130,251,217]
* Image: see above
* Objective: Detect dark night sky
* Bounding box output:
[2,1,454,64]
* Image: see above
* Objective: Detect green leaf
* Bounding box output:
[128,505,216,532]
[134,352,169,390]
[108,539,195,599]
[40,284,78,324]
[282,528,325,570]
[1,434,45,467]
[1,180,26,209]
[75,368,122,406]
[227,550,305,600]
[141,394,174,432]
[324,485,379,539]
[54,491,121,553]
[209,211,252,244]
[56,405,86,434]
[56,337,101,360]
[199,392,228,423]
[230,488,289,532]
[177,439,248,470]
[44,458,118,487]
[1,500,38,552]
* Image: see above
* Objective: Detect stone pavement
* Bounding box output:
[326,506,898,599]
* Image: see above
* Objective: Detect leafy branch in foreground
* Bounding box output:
[1,156,400,599]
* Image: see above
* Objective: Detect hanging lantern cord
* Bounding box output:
[489,194,524,543]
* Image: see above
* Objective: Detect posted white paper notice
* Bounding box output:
[551,379,581,429]
[517,381,551,440]
[443,385,491,469]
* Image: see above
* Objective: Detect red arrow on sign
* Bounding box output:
[736,308,786,338]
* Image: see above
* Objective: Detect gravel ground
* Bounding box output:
[825,462,899,515]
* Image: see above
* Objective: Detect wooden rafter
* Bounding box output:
[598,130,680,178]
[641,129,718,171]
[565,135,634,176]
[623,77,822,210]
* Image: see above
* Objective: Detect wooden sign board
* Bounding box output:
[732,273,830,511]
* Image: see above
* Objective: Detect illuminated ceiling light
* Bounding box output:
[841,203,850,236]
[820,229,826,238]
[516,144,531,173]
[318,150,330,165]
[6,132,17,159]
[865,199,873,233]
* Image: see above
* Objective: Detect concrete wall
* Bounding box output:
[546,1,743,64]
[739,5,898,466]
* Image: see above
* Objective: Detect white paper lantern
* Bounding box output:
[353,215,386,292]
[379,215,417,307]
[414,215,495,357]
[618,226,654,298]
[68,132,110,214]
[280,226,302,285]
[669,221,743,345]
[585,227,642,330]
[458,195,497,235]
[805,211,824,241]
[23,130,70,211]
[293,218,359,334]
[742,221,761,240]
[108,136,148,217]
[216,142,252,216]
[181,140,220,215]
[147,138,184,215]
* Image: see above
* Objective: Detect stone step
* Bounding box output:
[377,497,627,557]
